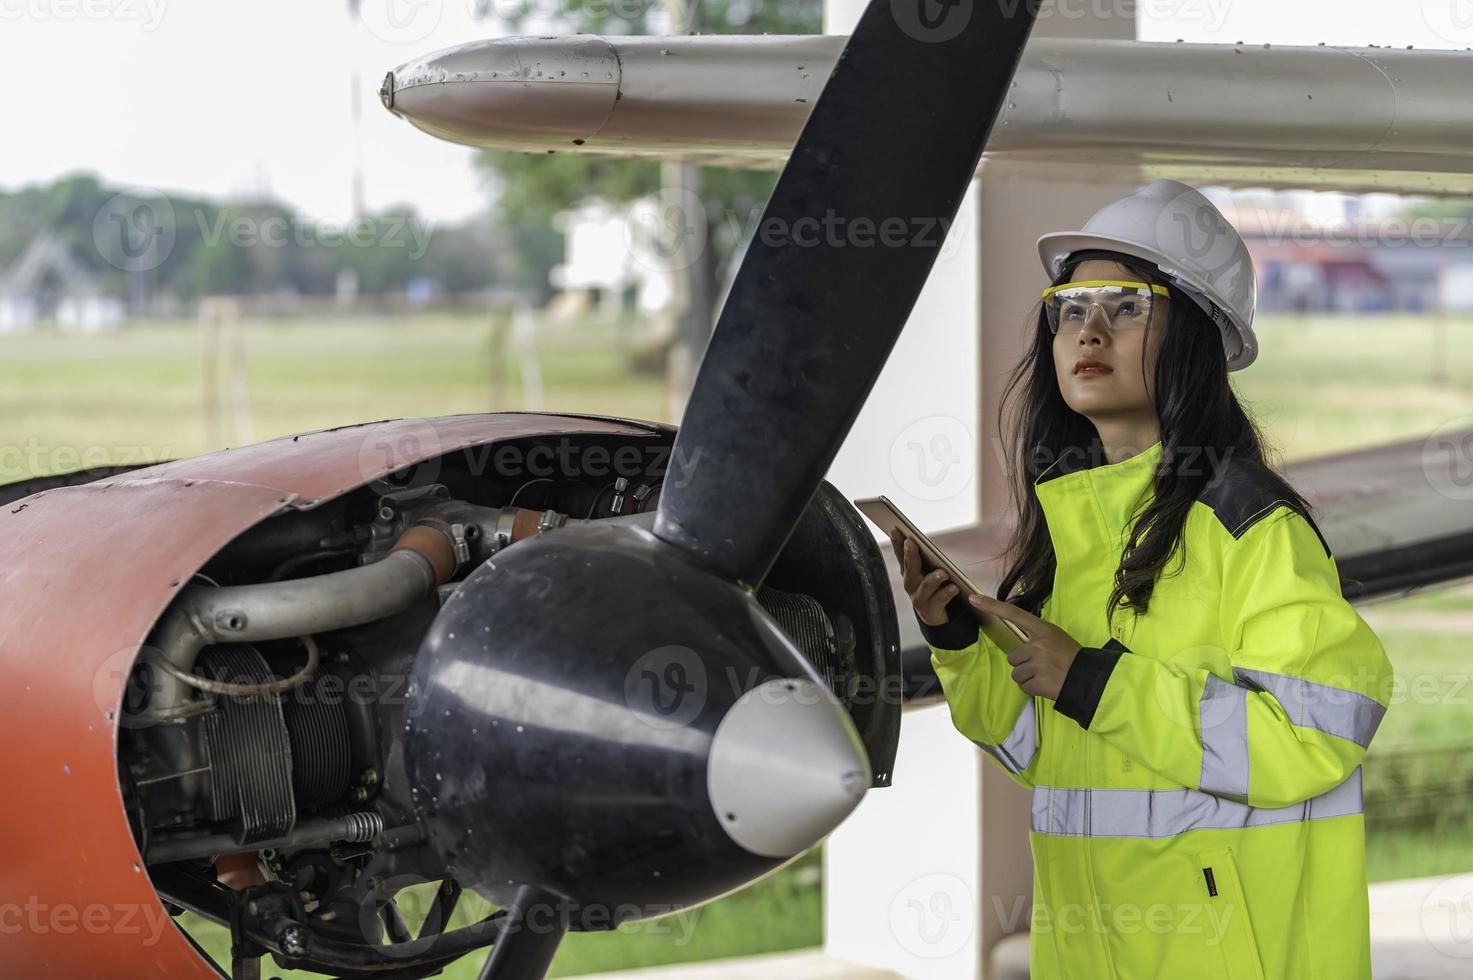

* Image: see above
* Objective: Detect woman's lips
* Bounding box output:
[1075,366,1112,378]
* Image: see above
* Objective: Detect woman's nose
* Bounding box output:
[1084,302,1113,333]
[1076,305,1111,342]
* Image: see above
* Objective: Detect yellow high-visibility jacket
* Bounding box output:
[923,439,1393,980]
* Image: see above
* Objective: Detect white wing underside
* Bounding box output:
[382,34,1473,196]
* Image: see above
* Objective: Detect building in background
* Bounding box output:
[0,233,125,334]
[549,198,681,321]
[1223,191,1473,315]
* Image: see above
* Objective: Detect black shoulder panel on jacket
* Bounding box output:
[1197,456,1333,560]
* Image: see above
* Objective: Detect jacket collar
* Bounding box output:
[1032,438,1164,568]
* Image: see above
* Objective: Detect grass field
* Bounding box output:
[4,311,1473,480]
[7,310,1473,972]
[0,314,672,482]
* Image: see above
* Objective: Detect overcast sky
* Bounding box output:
[3,0,1470,222]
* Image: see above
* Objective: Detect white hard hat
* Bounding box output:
[1037,178,1258,372]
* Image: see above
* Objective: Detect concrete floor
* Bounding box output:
[577,873,1473,979]
[1366,873,1473,980]
[572,949,905,978]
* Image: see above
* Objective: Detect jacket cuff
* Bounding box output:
[915,593,980,650]
[1053,645,1125,730]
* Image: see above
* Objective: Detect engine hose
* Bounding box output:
[135,524,458,723]
[154,635,321,698]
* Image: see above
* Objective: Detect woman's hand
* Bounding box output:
[967,593,1084,701]
[889,530,959,626]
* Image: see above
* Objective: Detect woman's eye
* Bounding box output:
[1117,302,1139,317]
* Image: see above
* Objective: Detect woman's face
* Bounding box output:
[1050,258,1167,422]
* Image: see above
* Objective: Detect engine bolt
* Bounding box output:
[281,925,307,956]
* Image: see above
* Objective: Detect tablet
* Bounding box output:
[854,494,1029,652]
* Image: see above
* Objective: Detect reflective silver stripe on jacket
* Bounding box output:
[1234,668,1386,748]
[1030,767,1362,838]
[1199,673,1250,798]
[972,697,1039,776]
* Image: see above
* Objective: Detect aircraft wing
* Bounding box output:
[382,34,1473,196]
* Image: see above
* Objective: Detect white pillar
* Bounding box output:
[822,1,1140,978]
[824,178,982,535]
[823,703,990,977]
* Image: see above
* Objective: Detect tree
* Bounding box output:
[474,0,822,298]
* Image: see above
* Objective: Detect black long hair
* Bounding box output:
[993,248,1316,630]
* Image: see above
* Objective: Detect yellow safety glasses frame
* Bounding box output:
[1041,279,1170,334]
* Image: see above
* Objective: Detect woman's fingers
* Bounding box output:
[891,532,915,588]
[890,533,961,625]
[899,536,923,590]
[968,592,1043,640]
[930,581,960,607]
[914,579,959,626]
[911,568,950,605]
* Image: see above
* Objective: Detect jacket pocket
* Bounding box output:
[1197,845,1267,980]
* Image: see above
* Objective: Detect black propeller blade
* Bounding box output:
[654,0,1040,588]
[402,3,1039,978]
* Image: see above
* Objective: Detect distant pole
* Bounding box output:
[198,297,252,448]
[514,302,544,410]
[1433,256,1449,384]
[659,161,712,423]
[488,305,509,410]
[348,0,367,218]
[223,298,254,444]
[659,0,712,423]
[199,299,221,449]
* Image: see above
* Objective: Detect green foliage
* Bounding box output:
[1406,198,1473,221]
[0,173,222,299]
[487,154,662,228]
[475,0,821,267]
[0,174,514,300]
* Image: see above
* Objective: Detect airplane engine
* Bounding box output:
[98,419,900,976]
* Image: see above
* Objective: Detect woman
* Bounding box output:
[893,178,1393,979]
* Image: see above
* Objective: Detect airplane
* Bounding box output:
[6,7,1470,980]
[0,1,1040,977]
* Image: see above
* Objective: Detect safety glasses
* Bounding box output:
[1041,280,1169,334]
